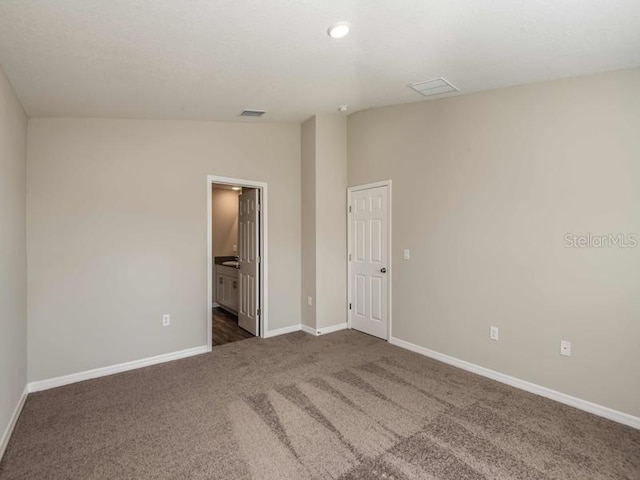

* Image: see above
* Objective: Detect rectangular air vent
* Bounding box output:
[409,77,458,97]
[240,109,266,117]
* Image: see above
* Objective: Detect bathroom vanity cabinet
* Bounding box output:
[216,265,239,313]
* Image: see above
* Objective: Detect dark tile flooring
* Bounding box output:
[212,307,254,346]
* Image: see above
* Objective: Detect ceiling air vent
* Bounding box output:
[240,109,266,117]
[409,77,458,97]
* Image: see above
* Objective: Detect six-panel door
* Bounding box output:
[350,185,389,340]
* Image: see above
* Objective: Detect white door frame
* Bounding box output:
[207,175,268,351]
[347,180,393,340]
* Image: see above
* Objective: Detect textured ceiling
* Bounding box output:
[0,0,639,123]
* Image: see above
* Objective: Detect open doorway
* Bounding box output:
[207,176,267,350]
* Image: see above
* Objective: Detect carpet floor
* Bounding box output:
[1,330,638,479]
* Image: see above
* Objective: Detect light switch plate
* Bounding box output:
[403,249,410,260]
[490,326,499,341]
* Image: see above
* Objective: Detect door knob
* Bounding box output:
[380,267,387,273]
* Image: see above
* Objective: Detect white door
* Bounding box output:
[349,185,389,339]
[238,188,260,335]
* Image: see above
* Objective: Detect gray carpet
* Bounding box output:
[1,330,639,479]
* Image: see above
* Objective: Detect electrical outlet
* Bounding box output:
[560,340,571,357]
[490,326,499,341]
[307,296,313,306]
[162,314,170,326]
[403,249,410,260]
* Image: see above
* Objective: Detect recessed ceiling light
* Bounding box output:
[338,105,348,113]
[328,22,350,39]
[231,186,241,191]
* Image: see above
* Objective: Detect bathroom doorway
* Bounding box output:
[207,175,267,350]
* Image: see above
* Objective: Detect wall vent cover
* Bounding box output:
[240,109,266,117]
[409,77,458,97]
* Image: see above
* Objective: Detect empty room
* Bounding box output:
[1,1,639,479]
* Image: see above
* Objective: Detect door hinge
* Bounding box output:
[348,254,351,261]
[257,256,261,264]
[257,308,261,317]
[348,205,352,213]
[257,203,261,212]
[349,303,352,310]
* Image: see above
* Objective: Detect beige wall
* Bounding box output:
[27,118,301,381]
[315,115,347,330]
[211,187,239,258]
[300,115,348,331]
[301,117,316,329]
[348,68,640,416]
[0,67,27,445]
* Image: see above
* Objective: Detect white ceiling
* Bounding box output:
[0,0,639,123]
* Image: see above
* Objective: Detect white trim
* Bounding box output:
[207,177,213,350]
[389,336,640,430]
[347,180,393,340]
[207,175,269,349]
[28,346,208,393]
[264,323,347,338]
[263,324,302,338]
[349,180,392,190]
[301,324,317,336]
[346,189,352,331]
[0,386,28,461]
[388,181,393,340]
[317,323,348,335]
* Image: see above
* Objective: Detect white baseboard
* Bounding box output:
[389,336,640,430]
[300,323,348,336]
[263,324,301,338]
[261,323,348,339]
[317,323,348,335]
[211,302,220,308]
[0,386,28,461]
[301,324,317,336]
[28,345,208,393]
